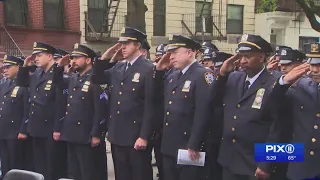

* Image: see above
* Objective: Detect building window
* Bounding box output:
[227,4,243,34]
[195,1,212,34]
[43,0,64,29]
[299,36,320,53]
[4,0,28,26]
[153,0,166,36]
[88,0,108,33]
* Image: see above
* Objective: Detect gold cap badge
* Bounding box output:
[33,42,37,48]
[74,43,79,49]
[120,27,126,34]
[311,44,319,53]
[241,34,248,42]
[3,55,7,60]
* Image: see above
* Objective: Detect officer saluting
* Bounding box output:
[16,42,64,180]
[54,43,107,180]
[272,43,320,180]
[0,56,29,175]
[155,34,213,180]
[92,27,155,180]
[278,49,305,75]
[210,34,283,180]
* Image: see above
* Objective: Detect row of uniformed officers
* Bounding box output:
[0,26,320,180]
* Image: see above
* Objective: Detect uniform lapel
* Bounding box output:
[236,73,247,100]
[238,69,269,104]
[36,65,54,87]
[309,81,318,104]
[121,56,143,81]
[2,80,14,95]
[171,62,198,90]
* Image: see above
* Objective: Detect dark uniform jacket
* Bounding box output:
[91,56,155,147]
[272,77,320,180]
[16,65,64,138]
[0,79,30,139]
[57,69,107,144]
[154,62,212,157]
[211,69,282,175]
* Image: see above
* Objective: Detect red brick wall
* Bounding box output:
[0,0,80,54]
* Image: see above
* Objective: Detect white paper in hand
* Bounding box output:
[177,149,206,166]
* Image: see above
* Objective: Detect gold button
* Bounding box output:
[32,103,35,106]
[3,96,6,98]
[232,127,235,131]
[119,92,122,95]
[300,106,304,110]
[78,122,81,125]
[37,88,39,91]
[82,97,84,99]
[172,91,175,94]
[66,112,68,115]
[67,104,70,107]
[132,88,135,91]
[34,96,36,98]
[169,101,172,104]
[166,112,170,115]
[0,108,2,111]
[232,139,236,142]
[45,94,47,96]
[184,132,187,135]
[165,123,169,126]
[184,95,187,98]
[1,102,4,104]
[73,88,76,91]
[11,121,13,123]
[233,116,237,120]
[45,120,47,122]
[133,121,136,123]
[310,151,314,155]
[317,113,320,117]
[117,111,120,114]
[121,82,124,85]
[223,104,225,106]
[117,101,120,105]
[70,96,73,98]
[110,115,112,118]
[314,125,318,129]
[312,138,316,142]
[32,112,34,114]
[237,104,240,108]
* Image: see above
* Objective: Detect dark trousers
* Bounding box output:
[0,139,24,176]
[149,133,163,180]
[111,144,152,180]
[22,137,34,172]
[32,137,60,180]
[202,142,222,180]
[67,142,100,180]
[92,140,108,180]
[162,154,202,180]
[222,168,256,180]
[56,141,68,178]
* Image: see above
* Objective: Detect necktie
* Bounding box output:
[125,62,131,71]
[242,80,251,96]
[177,71,183,80]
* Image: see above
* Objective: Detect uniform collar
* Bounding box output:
[181,59,197,74]
[245,66,265,87]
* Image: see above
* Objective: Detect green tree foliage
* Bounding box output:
[256,0,278,13]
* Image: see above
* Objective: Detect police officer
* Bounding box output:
[267,45,293,73]
[0,55,29,176]
[202,48,216,70]
[210,34,283,180]
[200,41,219,52]
[154,34,212,180]
[213,52,232,75]
[278,49,305,75]
[272,43,320,180]
[16,42,65,180]
[141,39,151,60]
[92,27,155,180]
[55,43,107,180]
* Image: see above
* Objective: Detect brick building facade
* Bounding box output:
[0,0,81,57]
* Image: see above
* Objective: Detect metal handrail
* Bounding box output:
[0,26,24,57]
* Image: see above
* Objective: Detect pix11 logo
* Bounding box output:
[255,143,304,162]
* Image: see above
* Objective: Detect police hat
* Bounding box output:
[118,27,147,43]
[279,49,305,65]
[54,48,69,59]
[32,42,55,55]
[238,34,272,54]
[166,34,201,51]
[155,44,167,56]
[141,39,151,51]
[200,41,219,52]
[203,48,216,61]
[70,43,96,60]
[214,52,232,67]
[275,45,292,56]
[307,43,320,65]
[2,55,24,67]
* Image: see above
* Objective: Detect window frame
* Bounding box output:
[195,1,213,34]
[43,0,65,30]
[87,0,108,33]
[4,0,29,27]
[226,4,244,34]
[153,0,166,36]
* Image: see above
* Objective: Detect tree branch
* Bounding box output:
[296,0,320,32]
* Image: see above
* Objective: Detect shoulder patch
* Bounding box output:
[204,72,214,85]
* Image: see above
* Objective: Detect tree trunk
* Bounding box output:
[127,0,148,33]
[296,0,320,32]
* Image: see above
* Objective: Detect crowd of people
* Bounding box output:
[0,26,319,180]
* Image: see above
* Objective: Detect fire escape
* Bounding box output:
[85,0,125,42]
[0,26,24,58]
[181,0,226,42]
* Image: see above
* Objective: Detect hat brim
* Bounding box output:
[54,54,63,59]
[203,56,212,60]
[2,63,14,67]
[279,60,292,65]
[215,62,223,67]
[308,58,320,65]
[32,50,44,55]
[155,52,164,56]
[70,53,86,58]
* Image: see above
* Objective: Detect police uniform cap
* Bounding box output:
[238,34,272,54]
[279,49,305,65]
[118,27,147,43]
[71,43,96,60]
[306,43,320,65]
[200,41,219,52]
[155,44,167,56]
[141,39,151,51]
[166,34,201,51]
[203,48,216,61]
[214,52,232,67]
[32,42,55,55]
[54,48,69,59]
[275,45,292,56]
[2,55,24,67]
